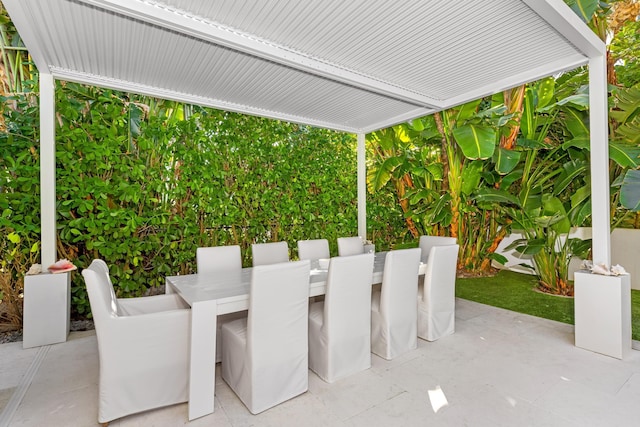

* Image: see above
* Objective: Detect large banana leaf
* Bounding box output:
[553,160,588,195]
[541,195,571,233]
[609,143,640,168]
[616,122,640,144]
[456,99,482,122]
[505,238,545,255]
[493,147,521,175]
[569,198,591,227]
[570,184,591,209]
[621,169,640,211]
[611,86,640,144]
[563,107,589,137]
[473,188,519,205]
[562,137,640,168]
[424,193,453,225]
[367,156,402,192]
[419,163,444,181]
[500,169,524,188]
[565,0,599,22]
[452,124,496,160]
[409,188,437,205]
[610,86,640,123]
[461,160,484,196]
[536,77,556,110]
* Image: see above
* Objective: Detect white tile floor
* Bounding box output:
[1,299,639,427]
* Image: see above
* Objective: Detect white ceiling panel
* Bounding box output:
[4,0,603,133]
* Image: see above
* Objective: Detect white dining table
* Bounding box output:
[165,252,426,420]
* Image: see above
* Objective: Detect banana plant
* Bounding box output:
[476,143,592,295]
[367,121,438,238]
[615,84,640,211]
[473,75,595,294]
[367,97,511,273]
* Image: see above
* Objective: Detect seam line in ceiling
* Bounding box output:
[50,66,365,132]
[128,0,444,105]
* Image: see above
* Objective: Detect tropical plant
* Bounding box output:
[367,98,515,273]
[616,84,640,211]
[0,232,39,331]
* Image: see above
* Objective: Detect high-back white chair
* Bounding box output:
[251,241,289,266]
[196,245,242,273]
[418,244,459,341]
[196,245,244,362]
[371,248,421,360]
[419,235,457,263]
[297,239,330,260]
[82,259,191,424]
[221,260,311,414]
[308,253,374,383]
[337,236,364,256]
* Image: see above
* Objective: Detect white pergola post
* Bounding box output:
[573,54,630,360]
[40,73,57,268]
[357,133,366,239]
[588,54,611,266]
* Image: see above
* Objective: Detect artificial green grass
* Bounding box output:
[455,270,640,341]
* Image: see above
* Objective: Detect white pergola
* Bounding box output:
[5,1,610,277]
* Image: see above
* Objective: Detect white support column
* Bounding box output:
[357,133,367,239]
[588,55,611,266]
[40,73,57,268]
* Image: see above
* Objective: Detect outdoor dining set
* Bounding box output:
[81,235,459,424]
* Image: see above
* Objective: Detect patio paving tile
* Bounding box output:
[1,298,639,426]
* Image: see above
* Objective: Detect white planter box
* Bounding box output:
[23,272,71,349]
[574,271,631,359]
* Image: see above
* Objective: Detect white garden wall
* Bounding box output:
[493,227,639,290]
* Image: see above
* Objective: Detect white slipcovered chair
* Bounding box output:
[418,244,459,341]
[371,248,421,360]
[419,235,457,263]
[337,236,364,256]
[308,253,374,383]
[221,260,311,414]
[297,238,330,260]
[82,259,190,424]
[251,241,289,266]
[196,245,245,362]
[196,245,242,273]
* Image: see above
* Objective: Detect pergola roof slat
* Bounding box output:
[4,0,604,133]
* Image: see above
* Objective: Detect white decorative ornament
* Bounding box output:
[587,262,628,276]
[26,264,42,275]
[581,260,593,271]
[610,264,628,276]
[590,263,610,275]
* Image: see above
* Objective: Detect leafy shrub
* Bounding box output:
[2,80,406,318]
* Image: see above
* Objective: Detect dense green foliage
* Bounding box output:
[1,79,405,316]
[1,1,640,323]
[367,1,640,294]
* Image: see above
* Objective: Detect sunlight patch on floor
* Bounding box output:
[427,385,449,413]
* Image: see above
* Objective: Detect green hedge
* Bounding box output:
[1,81,407,317]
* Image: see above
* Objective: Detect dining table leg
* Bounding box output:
[188,299,218,420]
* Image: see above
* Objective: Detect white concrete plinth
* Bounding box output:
[23,272,71,349]
[574,271,631,359]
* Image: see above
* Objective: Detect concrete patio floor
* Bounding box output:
[1,299,639,427]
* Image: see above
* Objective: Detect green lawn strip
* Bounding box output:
[456,270,640,341]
